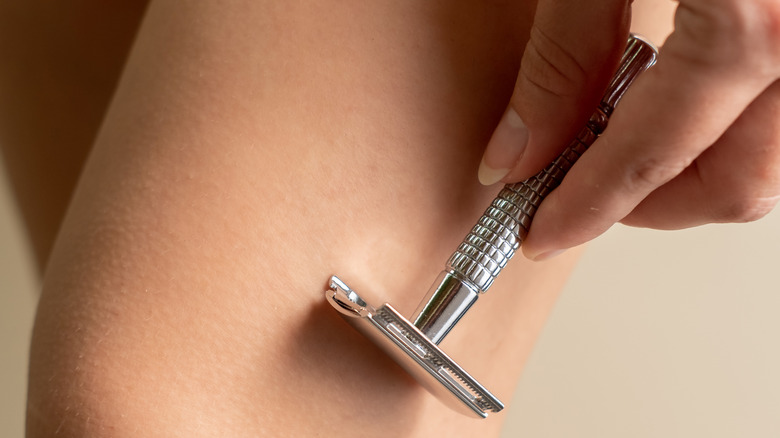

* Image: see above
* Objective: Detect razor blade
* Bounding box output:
[325,35,658,418]
[326,276,503,418]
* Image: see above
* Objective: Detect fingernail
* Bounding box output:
[478,107,529,186]
[477,159,511,186]
[531,249,567,262]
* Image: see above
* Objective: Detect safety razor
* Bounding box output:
[325,35,658,418]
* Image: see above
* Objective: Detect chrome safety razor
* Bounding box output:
[325,35,658,418]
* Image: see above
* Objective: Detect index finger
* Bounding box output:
[522,0,780,259]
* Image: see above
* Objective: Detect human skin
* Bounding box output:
[478,0,780,260]
[15,1,672,437]
[0,1,149,272]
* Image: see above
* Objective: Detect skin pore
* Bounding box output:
[7,1,673,436]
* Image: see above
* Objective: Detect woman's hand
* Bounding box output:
[478,0,780,260]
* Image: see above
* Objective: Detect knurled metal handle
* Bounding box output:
[411,35,658,345]
[448,35,658,293]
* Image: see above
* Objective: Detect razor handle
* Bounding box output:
[412,35,659,344]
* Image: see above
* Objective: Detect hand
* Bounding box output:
[478,0,780,261]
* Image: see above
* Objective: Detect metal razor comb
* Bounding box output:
[325,35,658,418]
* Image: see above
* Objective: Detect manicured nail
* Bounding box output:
[478,107,529,186]
[531,249,567,262]
[477,159,511,186]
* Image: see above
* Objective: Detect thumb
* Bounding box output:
[478,0,632,185]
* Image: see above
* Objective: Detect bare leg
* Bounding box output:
[25,0,675,436]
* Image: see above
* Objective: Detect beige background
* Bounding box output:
[2,154,779,437]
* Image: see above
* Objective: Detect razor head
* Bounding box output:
[326,276,504,419]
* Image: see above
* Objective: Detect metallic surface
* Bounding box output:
[412,35,659,344]
[326,276,503,419]
[325,35,658,418]
[412,271,479,344]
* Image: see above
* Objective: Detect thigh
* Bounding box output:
[26,1,674,436]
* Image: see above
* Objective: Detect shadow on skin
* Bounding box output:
[281,293,426,435]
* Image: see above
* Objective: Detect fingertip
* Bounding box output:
[527,248,567,262]
[520,189,575,261]
[477,158,510,186]
[480,107,529,183]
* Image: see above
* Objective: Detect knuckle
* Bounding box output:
[753,0,780,40]
[518,27,588,98]
[715,162,780,223]
[758,1,780,67]
[674,0,780,73]
[624,156,690,192]
[716,195,780,223]
[735,0,780,62]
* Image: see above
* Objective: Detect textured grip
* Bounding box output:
[447,35,658,293]
[446,118,601,291]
